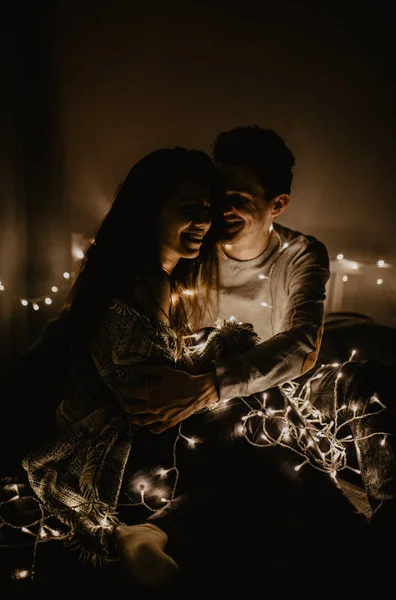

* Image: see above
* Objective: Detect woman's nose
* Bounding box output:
[192,207,211,225]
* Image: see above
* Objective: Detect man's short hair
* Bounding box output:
[212,125,295,200]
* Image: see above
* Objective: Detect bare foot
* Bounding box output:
[115,523,180,588]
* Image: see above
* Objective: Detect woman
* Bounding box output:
[18,146,259,590]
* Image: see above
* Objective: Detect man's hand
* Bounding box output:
[118,365,219,433]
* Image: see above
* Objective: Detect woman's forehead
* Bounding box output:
[170,179,212,200]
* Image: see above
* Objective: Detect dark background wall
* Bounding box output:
[1,0,395,361]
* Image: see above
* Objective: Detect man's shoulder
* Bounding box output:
[274,223,328,253]
[273,223,330,273]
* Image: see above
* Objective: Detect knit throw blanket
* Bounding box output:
[22,302,261,566]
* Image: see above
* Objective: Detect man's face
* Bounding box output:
[215,163,273,244]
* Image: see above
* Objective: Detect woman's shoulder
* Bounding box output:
[100,297,175,342]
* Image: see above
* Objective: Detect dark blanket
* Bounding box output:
[319,311,396,367]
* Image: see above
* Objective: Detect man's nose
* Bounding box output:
[223,199,238,214]
[224,204,234,214]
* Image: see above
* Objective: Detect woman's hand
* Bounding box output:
[118,366,219,433]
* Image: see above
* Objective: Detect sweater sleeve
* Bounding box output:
[214,238,330,401]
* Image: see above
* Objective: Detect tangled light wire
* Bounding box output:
[230,351,388,486]
[123,348,389,510]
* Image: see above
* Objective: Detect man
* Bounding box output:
[118,125,396,541]
[121,126,328,423]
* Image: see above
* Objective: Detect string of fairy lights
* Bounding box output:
[0,231,395,312]
[0,231,394,586]
[332,254,395,292]
[0,246,86,312]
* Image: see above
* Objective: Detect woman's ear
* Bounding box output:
[272,194,290,217]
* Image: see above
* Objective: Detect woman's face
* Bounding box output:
[159,179,212,274]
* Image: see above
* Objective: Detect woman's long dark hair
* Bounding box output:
[63,147,224,349]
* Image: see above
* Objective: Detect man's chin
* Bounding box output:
[221,222,244,239]
[221,228,243,243]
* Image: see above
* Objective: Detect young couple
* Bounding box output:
[16,126,396,592]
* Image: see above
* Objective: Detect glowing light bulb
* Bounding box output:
[336,254,344,260]
[342,275,348,282]
[377,278,383,285]
[76,249,84,259]
[51,286,58,292]
[32,303,39,311]
[63,272,70,279]
[351,262,359,270]
[258,274,267,279]
[183,289,193,296]
[377,260,385,267]
[21,299,28,306]
[260,301,270,308]
[14,569,29,580]
[44,297,52,305]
